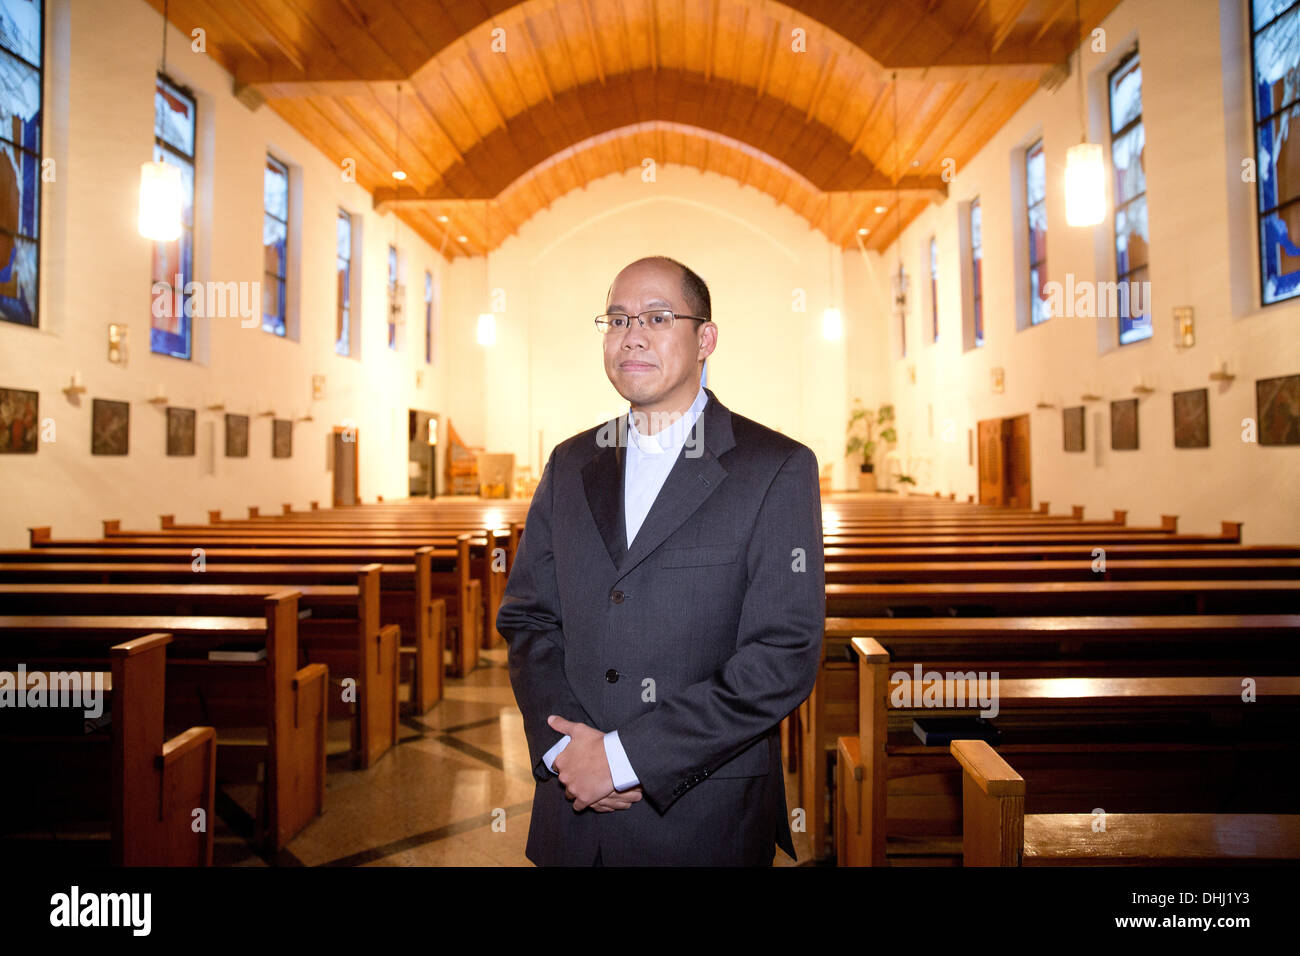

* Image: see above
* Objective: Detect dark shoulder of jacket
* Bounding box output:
[726,410,815,472]
[550,418,614,473]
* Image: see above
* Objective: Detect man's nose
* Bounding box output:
[618,316,651,346]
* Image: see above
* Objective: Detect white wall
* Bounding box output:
[0,0,448,547]
[440,165,853,485]
[866,0,1300,544]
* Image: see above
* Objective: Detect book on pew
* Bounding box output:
[207,645,268,662]
[912,717,1001,746]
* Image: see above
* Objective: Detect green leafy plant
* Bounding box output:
[845,402,897,470]
[896,474,917,486]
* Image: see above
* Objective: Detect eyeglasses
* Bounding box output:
[594,310,711,334]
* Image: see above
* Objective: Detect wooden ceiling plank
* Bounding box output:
[578,0,607,85]
[1034,0,1076,44]
[180,0,269,68]
[991,0,1036,53]
[804,48,837,124]
[521,15,557,104]
[226,0,307,73]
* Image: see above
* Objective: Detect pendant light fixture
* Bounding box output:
[1064,0,1106,226]
[138,0,182,241]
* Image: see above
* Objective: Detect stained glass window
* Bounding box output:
[1026,139,1049,325]
[262,155,288,336]
[1252,1,1300,305]
[424,269,434,365]
[971,198,984,346]
[0,0,42,329]
[335,210,351,356]
[149,74,196,358]
[929,236,939,342]
[1108,50,1151,344]
[387,244,398,350]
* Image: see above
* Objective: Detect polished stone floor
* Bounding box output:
[216,646,815,867]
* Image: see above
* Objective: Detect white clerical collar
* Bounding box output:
[627,387,707,455]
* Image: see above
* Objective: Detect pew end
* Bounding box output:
[951,739,1025,867]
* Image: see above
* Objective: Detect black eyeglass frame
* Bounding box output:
[594,310,713,333]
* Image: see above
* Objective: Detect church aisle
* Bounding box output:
[215,648,813,867]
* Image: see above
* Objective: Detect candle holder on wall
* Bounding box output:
[1173,306,1195,349]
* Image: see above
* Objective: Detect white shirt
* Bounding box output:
[543,386,710,791]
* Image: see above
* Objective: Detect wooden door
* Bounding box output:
[1005,415,1032,510]
[333,426,358,506]
[977,418,1003,505]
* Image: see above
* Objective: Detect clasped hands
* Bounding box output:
[547,715,643,813]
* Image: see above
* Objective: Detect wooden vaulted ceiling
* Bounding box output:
[147,0,1121,259]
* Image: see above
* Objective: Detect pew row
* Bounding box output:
[951,739,1300,866]
[0,633,216,865]
[835,637,1300,866]
[0,592,326,851]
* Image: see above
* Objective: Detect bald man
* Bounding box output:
[497,256,824,866]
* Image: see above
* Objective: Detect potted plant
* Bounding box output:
[845,402,896,492]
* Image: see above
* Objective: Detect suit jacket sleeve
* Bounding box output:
[496,447,597,781]
[615,444,825,813]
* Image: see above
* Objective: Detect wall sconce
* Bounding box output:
[147,383,168,405]
[1173,306,1195,348]
[1209,356,1235,382]
[108,324,128,364]
[476,312,496,346]
[991,367,1005,393]
[63,371,86,399]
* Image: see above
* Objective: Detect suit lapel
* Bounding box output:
[580,420,627,570]
[581,387,737,577]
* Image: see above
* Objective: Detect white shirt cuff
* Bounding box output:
[603,730,640,791]
[542,734,570,773]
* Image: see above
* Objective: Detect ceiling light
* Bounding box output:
[857,227,869,236]
[437,215,449,223]
[392,169,407,181]
[874,205,887,214]
[457,235,468,243]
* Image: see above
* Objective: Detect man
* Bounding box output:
[497,256,825,866]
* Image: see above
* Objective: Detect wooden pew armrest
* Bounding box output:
[849,636,889,662]
[292,663,329,729]
[950,739,1025,797]
[159,725,217,768]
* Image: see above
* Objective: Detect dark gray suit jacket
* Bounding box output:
[496,387,825,866]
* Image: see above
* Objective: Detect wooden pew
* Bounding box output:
[0,569,397,767]
[803,614,1300,859]
[5,540,475,690]
[825,558,1300,583]
[0,592,326,851]
[835,637,1300,866]
[951,739,1300,866]
[0,633,216,865]
[825,580,1300,616]
[111,518,509,652]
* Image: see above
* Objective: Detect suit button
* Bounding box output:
[610,589,624,604]
[605,669,619,683]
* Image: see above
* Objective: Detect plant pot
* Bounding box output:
[858,465,877,493]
